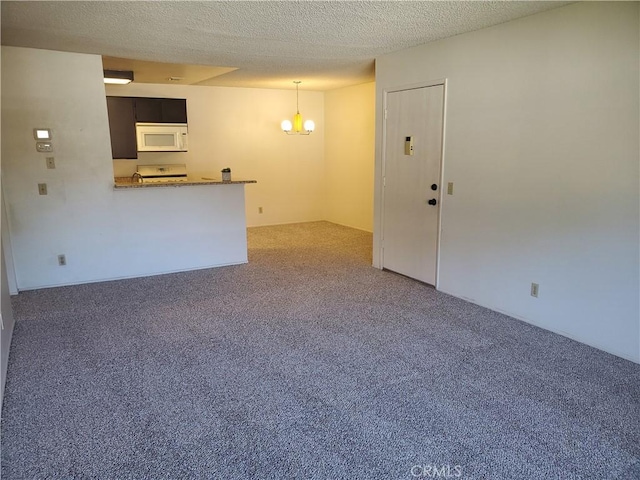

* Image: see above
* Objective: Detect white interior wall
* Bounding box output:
[107,83,325,227]
[2,47,116,289]
[2,47,250,290]
[374,2,640,362]
[324,82,375,232]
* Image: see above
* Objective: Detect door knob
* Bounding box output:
[428,199,437,206]
[431,184,438,191]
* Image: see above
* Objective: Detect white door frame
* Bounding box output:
[380,78,448,288]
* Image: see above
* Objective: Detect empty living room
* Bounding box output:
[1,1,638,479]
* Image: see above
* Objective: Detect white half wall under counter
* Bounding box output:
[108,181,256,284]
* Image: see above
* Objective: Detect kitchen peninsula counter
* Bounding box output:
[107,175,255,280]
[114,177,257,189]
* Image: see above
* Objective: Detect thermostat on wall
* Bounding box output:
[33,128,52,141]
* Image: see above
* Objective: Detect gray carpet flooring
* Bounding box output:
[1,221,639,479]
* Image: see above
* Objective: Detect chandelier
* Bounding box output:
[281,81,315,135]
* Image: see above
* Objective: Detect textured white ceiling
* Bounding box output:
[1,1,571,90]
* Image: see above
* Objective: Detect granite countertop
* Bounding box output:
[114,176,257,189]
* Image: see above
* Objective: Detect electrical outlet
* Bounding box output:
[38,183,48,195]
[531,283,539,298]
[46,157,56,169]
[258,207,263,214]
[447,182,454,195]
[58,254,66,266]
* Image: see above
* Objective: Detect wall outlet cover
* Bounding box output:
[531,283,539,298]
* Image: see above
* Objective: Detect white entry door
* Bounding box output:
[382,85,444,285]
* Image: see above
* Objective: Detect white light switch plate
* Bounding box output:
[36,142,53,152]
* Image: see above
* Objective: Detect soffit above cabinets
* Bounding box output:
[102,57,237,86]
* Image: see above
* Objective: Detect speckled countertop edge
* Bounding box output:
[114,177,257,189]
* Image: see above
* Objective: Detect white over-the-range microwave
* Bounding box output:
[136,123,188,152]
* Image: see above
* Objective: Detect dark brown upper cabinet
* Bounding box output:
[106,96,188,159]
[106,96,137,159]
[134,98,187,123]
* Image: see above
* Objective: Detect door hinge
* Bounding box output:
[383,176,386,187]
[384,109,388,120]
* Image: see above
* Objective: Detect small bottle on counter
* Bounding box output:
[221,168,231,182]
